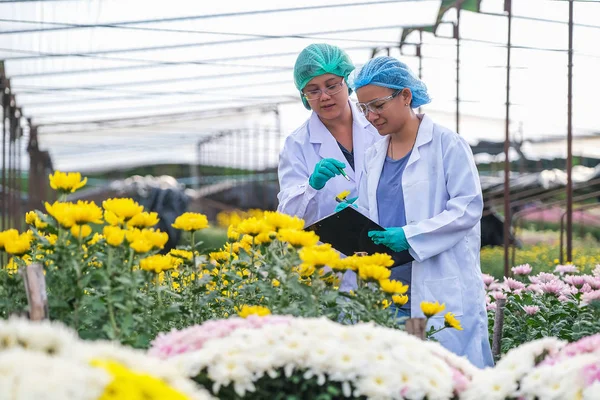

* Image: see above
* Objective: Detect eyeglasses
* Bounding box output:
[356,90,402,117]
[302,80,345,101]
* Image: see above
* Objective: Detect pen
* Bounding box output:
[337,166,350,181]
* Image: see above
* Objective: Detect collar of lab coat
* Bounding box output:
[307,101,373,182]
[370,113,434,168]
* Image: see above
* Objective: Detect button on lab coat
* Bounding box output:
[277,102,381,226]
[357,114,494,368]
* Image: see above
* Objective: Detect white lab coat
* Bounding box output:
[357,114,494,368]
[277,102,381,226]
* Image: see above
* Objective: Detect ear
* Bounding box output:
[402,88,413,105]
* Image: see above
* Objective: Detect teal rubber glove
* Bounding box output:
[309,158,346,190]
[335,197,358,212]
[368,227,410,252]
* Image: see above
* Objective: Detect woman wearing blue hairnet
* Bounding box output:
[350,56,493,368]
[276,44,381,229]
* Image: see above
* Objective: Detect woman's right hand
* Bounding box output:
[308,158,346,190]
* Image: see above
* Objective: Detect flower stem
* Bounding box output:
[106,248,120,339]
[427,325,446,338]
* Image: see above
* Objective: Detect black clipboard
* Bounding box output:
[304,206,414,265]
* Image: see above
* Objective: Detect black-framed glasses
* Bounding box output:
[356,90,402,117]
[302,80,345,101]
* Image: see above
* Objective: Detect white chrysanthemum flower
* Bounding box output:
[0,317,79,357]
[354,366,400,399]
[162,317,463,398]
[496,337,566,382]
[0,348,109,400]
[583,381,600,400]
[208,354,253,396]
[461,369,519,400]
[519,354,597,400]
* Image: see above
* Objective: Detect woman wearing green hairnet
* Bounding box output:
[276,44,381,231]
[348,56,493,368]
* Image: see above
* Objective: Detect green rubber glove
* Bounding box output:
[335,197,358,212]
[368,227,410,252]
[308,158,346,190]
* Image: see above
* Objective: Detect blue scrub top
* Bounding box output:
[376,151,412,312]
[337,142,355,171]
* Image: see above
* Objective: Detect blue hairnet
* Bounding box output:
[350,56,431,108]
[294,44,355,110]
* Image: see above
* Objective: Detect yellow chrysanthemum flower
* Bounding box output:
[263,211,305,231]
[102,198,144,221]
[141,228,169,249]
[236,305,271,318]
[139,254,182,274]
[421,301,446,318]
[130,239,153,254]
[358,264,391,282]
[49,171,87,193]
[125,228,168,250]
[70,224,92,239]
[318,268,341,286]
[299,244,341,267]
[248,209,265,219]
[227,225,240,241]
[378,279,409,294]
[88,233,103,246]
[254,231,275,245]
[41,233,58,246]
[25,211,48,229]
[336,253,394,271]
[45,201,103,228]
[127,211,160,228]
[4,257,19,275]
[44,202,74,228]
[104,210,125,226]
[295,263,316,277]
[272,279,281,287]
[88,260,103,268]
[91,359,189,400]
[235,217,271,237]
[444,312,463,331]
[222,242,246,255]
[70,201,104,225]
[171,212,209,231]
[4,232,33,256]
[0,229,20,251]
[168,249,193,261]
[238,235,255,252]
[380,299,392,309]
[359,253,395,268]
[209,250,235,264]
[333,258,358,271]
[277,229,319,248]
[103,226,126,247]
[216,211,245,228]
[392,294,409,306]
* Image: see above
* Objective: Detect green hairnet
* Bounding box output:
[294,44,355,110]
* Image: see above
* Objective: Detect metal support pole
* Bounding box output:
[503,0,513,278]
[455,6,461,134]
[566,0,574,262]
[1,78,7,231]
[14,109,21,230]
[27,123,38,212]
[8,99,16,228]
